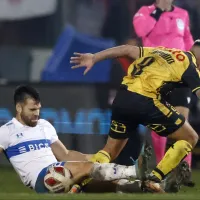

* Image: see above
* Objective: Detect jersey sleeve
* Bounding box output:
[49,123,58,144]
[139,46,156,58]
[181,55,200,93]
[0,126,9,150]
[43,120,58,144]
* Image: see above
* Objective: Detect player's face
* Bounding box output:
[20,98,41,127]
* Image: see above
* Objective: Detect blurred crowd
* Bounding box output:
[0,0,200,47]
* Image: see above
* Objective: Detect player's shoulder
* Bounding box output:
[0,120,13,134]
[38,119,55,130]
[177,51,197,70]
[38,119,57,136]
[173,6,189,16]
[38,119,53,126]
[184,51,196,65]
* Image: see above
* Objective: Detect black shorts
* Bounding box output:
[109,88,185,139]
[164,87,192,108]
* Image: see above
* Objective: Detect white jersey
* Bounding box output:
[0,118,58,188]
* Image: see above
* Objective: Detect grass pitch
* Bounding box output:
[0,167,199,200]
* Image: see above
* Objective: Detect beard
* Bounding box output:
[21,113,38,127]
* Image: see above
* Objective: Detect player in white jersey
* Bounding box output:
[0,85,166,193]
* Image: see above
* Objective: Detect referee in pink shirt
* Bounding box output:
[133,0,194,188]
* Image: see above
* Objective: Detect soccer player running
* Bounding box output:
[133,0,194,187]
[71,40,200,192]
[0,85,157,193]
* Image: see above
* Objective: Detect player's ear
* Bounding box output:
[16,103,22,113]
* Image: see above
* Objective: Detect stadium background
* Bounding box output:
[0,0,200,199]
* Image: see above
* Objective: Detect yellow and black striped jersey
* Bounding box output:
[121,46,200,99]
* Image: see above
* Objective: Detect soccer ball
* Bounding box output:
[44,165,72,193]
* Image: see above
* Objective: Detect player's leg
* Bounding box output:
[64,161,159,192]
[68,91,155,193]
[98,89,138,162]
[101,90,153,180]
[66,161,138,181]
[39,161,142,193]
[166,87,194,187]
[154,121,198,176]
[173,106,194,187]
[148,120,198,193]
[103,136,128,161]
[167,88,192,166]
[142,99,198,187]
[69,142,152,193]
[67,90,160,193]
[151,88,192,165]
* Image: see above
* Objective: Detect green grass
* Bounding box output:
[0,167,199,200]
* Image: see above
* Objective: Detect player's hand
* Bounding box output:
[90,150,111,163]
[70,53,95,75]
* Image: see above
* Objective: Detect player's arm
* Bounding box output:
[51,140,92,162]
[47,120,93,161]
[70,45,140,75]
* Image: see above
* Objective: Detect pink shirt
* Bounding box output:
[133,4,194,51]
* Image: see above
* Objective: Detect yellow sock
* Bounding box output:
[152,140,192,180]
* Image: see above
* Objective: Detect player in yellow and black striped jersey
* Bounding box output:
[70,40,200,192]
[122,46,200,99]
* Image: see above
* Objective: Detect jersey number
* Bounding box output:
[131,56,155,76]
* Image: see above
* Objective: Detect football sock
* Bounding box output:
[90,163,136,181]
[152,140,192,180]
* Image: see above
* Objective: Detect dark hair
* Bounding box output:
[14,85,40,105]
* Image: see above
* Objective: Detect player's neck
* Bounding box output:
[15,115,26,126]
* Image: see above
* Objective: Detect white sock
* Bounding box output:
[90,163,136,181]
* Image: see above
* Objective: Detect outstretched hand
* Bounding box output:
[70,53,95,75]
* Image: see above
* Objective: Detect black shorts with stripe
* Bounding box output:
[163,87,192,109]
[109,87,185,139]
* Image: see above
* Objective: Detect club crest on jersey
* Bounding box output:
[16,133,23,138]
[176,19,184,31]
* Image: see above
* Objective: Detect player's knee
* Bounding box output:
[182,129,199,148]
[188,131,199,147]
[171,122,199,148]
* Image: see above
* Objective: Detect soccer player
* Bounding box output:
[133,0,194,186]
[0,85,157,193]
[71,40,200,192]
